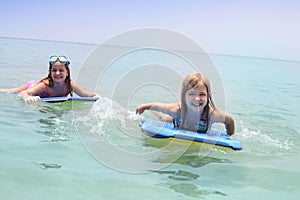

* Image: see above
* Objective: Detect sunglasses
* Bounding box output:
[49,55,69,64]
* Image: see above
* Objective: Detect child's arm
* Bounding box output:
[0,85,27,93]
[211,109,235,136]
[19,83,46,103]
[224,113,235,136]
[152,111,174,122]
[136,102,179,117]
[71,81,102,98]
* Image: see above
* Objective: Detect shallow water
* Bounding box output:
[0,37,299,199]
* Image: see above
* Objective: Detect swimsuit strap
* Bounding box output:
[173,103,181,128]
[173,118,179,128]
[42,81,51,97]
[197,107,209,133]
[65,84,70,96]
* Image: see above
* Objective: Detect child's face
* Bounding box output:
[185,83,208,112]
[50,61,69,83]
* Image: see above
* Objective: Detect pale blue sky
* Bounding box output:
[1,0,299,61]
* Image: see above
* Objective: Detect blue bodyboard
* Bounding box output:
[141,119,242,150]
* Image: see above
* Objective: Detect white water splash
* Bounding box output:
[237,120,294,153]
[73,97,143,138]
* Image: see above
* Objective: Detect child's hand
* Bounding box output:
[136,104,147,115]
[93,94,102,99]
[23,96,40,103]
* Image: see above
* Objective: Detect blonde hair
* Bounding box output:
[180,73,215,131]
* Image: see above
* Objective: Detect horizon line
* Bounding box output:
[1,36,299,64]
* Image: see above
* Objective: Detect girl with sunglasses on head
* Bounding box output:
[0,55,101,103]
[136,73,235,136]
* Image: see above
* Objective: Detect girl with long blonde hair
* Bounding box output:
[136,73,235,135]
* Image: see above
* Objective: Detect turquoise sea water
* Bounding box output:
[0,37,300,200]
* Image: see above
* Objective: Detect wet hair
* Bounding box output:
[42,60,73,96]
[180,73,215,132]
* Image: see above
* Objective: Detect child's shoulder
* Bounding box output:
[169,102,181,113]
[40,78,49,85]
[210,108,227,120]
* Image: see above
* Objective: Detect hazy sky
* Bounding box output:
[1,0,299,61]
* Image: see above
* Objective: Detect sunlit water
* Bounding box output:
[0,37,299,200]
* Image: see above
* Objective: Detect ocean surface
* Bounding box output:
[0,37,299,200]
